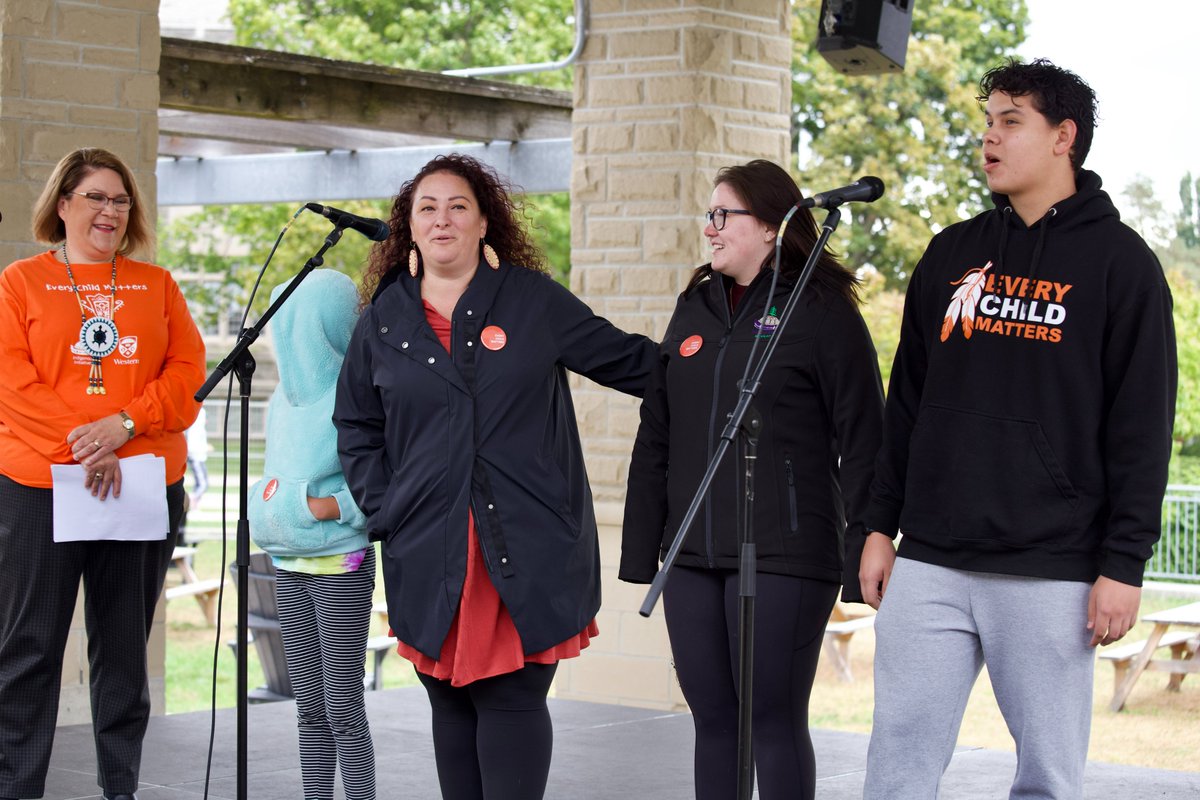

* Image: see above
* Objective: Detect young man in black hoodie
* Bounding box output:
[859,59,1177,798]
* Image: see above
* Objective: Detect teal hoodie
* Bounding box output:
[248,269,368,558]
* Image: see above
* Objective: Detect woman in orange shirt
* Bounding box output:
[0,148,206,800]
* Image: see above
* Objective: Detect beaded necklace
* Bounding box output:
[61,243,119,395]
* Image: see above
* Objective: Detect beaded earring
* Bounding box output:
[482,241,500,270]
[408,245,419,277]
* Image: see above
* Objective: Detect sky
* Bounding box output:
[1019,0,1196,215]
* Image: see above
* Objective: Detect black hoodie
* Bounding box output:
[865,170,1177,586]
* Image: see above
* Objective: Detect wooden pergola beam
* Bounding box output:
[159,38,573,144]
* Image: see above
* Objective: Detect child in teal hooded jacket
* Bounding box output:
[249,268,376,800]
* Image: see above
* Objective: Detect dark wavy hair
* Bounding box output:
[686,160,860,305]
[977,58,1098,172]
[360,153,547,302]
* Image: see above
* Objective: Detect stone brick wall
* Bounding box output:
[0,0,163,725]
[558,0,792,708]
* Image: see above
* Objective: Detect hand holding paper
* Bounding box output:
[50,454,169,542]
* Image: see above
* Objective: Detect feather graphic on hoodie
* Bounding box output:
[941,262,992,341]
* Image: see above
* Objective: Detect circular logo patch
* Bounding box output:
[79,317,119,358]
[263,478,279,502]
[679,335,703,357]
[481,325,507,351]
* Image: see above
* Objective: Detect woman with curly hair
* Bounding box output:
[334,153,656,800]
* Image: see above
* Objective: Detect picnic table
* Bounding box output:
[164,545,222,625]
[1107,601,1200,712]
[821,602,876,682]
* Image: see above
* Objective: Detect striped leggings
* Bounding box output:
[276,548,377,800]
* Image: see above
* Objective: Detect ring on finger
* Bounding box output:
[93,440,102,449]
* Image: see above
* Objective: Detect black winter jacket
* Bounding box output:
[620,269,884,599]
[865,170,1177,586]
[334,261,656,658]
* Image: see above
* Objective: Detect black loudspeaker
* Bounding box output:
[816,0,914,75]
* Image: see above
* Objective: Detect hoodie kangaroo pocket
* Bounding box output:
[902,405,1079,548]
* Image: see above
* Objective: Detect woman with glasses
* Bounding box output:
[619,160,885,800]
[0,148,205,800]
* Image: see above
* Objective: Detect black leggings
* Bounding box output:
[416,662,557,800]
[663,566,839,800]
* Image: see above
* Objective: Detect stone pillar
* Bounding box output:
[559,0,792,708]
[0,0,164,724]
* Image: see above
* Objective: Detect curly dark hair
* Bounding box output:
[977,57,1098,172]
[360,153,547,302]
[686,160,860,305]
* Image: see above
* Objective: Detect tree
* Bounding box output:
[1121,174,1173,250]
[1180,172,1200,249]
[791,0,1029,286]
[165,0,577,319]
[227,0,575,90]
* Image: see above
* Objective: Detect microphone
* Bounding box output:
[798,176,885,209]
[304,203,390,241]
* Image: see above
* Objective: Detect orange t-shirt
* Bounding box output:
[0,251,206,487]
[394,300,597,686]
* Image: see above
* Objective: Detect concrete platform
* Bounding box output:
[41,686,1200,799]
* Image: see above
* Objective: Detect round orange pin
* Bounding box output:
[481,325,507,351]
[680,335,703,357]
[263,478,279,501]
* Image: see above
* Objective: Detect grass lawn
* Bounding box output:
[162,534,418,714]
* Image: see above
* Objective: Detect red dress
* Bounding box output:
[394,300,598,687]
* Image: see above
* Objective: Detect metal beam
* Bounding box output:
[157,140,572,206]
[158,110,447,152]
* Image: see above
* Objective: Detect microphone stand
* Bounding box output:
[194,224,347,800]
[640,205,844,800]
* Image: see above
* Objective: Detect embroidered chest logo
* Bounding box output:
[939,262,1073,344]
[754,306,780,338]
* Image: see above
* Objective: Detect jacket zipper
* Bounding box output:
[784,458,798,532]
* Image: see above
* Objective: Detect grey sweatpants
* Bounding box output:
[863,557,1095,800]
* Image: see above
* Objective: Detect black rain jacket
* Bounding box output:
[620,269,884,599]
[335,261,656,657]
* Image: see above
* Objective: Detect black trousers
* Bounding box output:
[663,565,839,800]
[0,475,183,798]
[417,662,557,800]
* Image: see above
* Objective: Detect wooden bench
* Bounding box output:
[367,635,399,691]
[367,601,398,690]
[822,604,876,683]
[1099,630,1197,693]
[164,546,222,625]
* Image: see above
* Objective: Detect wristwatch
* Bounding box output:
[119,410,135,439]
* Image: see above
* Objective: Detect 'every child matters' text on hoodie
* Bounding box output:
[866,170,1177,587]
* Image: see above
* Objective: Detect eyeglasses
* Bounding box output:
[66,191,134,212]
[704,208,753,231]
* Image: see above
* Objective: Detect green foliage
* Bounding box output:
[162,200,386,321]
[792,0,1029,286]
[166,0,579,320]
[1167,268,1200,444]
[1121,175,1174,251]
[857,278,904,389]
[1179,172,1200,249]
[227,0,575,90]
[526,192,570,285]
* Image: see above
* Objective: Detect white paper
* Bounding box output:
[51,454,170,542]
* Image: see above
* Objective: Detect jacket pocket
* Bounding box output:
[901,405,1079,548]
[783,457,799,533]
